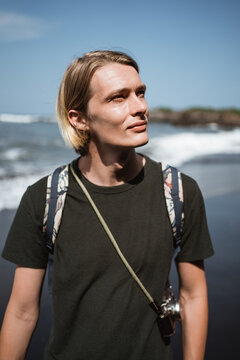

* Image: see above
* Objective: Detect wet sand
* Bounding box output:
[1,169,239,359]
[171,191,240,359]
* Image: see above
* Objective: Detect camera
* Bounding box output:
[150,283,183,338]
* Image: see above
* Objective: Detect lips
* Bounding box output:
[127,120,147,130]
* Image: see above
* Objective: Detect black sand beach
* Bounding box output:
[1,160,239,359]
[171,191,240,359]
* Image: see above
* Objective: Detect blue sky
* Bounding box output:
[0,0,239,115]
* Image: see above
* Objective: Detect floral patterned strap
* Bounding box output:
[43,164,69,252]
[43,163,184,251]
[161,163,184,249]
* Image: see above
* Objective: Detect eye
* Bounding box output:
[111,94,125,102]
[137,89,146,98]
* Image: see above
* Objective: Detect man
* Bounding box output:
[0,50,214,359]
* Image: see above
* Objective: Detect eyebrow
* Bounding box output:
[104,84,147,101]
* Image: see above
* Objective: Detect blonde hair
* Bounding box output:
[56,50,139,155]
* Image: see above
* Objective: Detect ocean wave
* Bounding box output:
[1,127,240,210]
[0,113,56,123]
[0,148,28,161]
[0,172,48,210]
[142,128,240,166]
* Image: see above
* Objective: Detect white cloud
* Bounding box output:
[0,11,49,42]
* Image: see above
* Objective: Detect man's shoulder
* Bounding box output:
[27,175,48,197]
[181,172,200,196]
[145,156,200,196]
[27,160,74,196]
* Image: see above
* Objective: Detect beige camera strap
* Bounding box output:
[70,163,154,305]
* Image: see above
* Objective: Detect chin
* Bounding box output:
[133,136,149,148]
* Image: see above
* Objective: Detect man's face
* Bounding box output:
[85,63,149,151]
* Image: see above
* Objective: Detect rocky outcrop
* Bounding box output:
[149,109,240,127]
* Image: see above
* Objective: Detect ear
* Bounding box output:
[68,110,89,131]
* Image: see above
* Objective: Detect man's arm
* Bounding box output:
[0,266,45,360]
[177,260,208,360]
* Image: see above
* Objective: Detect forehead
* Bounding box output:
[89,63,143,96]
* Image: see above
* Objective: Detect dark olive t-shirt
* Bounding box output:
[2,156,214,360]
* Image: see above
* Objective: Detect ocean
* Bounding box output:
[1,113,240,210]
[0,114,240,359]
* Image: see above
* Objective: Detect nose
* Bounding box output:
[129,93,148,117]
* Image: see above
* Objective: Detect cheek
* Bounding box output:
[101,107,128,127]
[87,102,129,134]
[110,102,129,118]
[90,105,124,121]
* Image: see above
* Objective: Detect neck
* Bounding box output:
[78,146,145,186]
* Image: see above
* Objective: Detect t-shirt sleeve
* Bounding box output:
[175,174,214,262]
[2,178,49,268]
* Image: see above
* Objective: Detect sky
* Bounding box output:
[0,0,239,115]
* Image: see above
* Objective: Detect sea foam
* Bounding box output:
[143,128,240,166]
[0,113,56,123]
[0,172,48,211]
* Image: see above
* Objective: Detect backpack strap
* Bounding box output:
[161,163,184,254]
[43,164,69,292]
[43,162,184,291]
